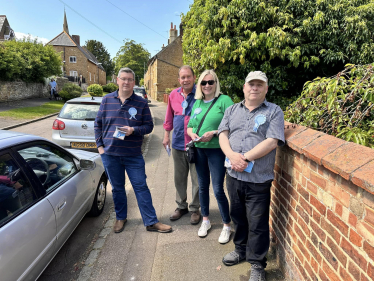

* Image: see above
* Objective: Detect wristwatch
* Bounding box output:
[213,131,218,137]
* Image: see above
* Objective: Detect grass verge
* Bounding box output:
[0,101,65,119]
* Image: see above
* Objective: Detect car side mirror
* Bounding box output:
[79,159,96,170]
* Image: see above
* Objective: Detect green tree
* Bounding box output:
[0,38,62,83]
[182,0,374,107]
[84,40,115,76]
[114,39,150,85]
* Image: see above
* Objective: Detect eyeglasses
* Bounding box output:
[201,80,215,86]
[118,77,134,82]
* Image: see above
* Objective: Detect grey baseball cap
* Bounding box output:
[245,71,268,83]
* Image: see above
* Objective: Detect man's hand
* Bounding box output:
[163,134,170,149]
[200,131,215,142]
[98,146,105,155]
[120,126,134,136]
[13,181,23,190]
[228,152,247,172]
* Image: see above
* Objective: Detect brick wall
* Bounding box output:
[271,121,374,280]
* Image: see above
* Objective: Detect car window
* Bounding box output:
[59,103,100,120]
[0,153,36,226]
[16,144,78,192]
[134,88,145,94]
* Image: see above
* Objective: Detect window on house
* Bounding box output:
[69,71,78,77]
[94,75,95,82]
[69,56,77,63]
[89,72,91,81]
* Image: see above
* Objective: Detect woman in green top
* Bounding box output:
[187,69,234,243]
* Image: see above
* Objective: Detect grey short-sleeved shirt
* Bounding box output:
[218,100,285,183]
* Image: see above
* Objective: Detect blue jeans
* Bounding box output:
[195,148,230,224]
[100,154,158,226]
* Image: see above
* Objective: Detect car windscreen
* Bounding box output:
[59,103,100,120]
[134,88,145,94]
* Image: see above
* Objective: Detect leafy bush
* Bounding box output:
[102,83,118,93]
[182,0,374,106]
[165,88,174,94]
[87,84,103,97]
[0,38,62,83]
[139,78,144,86]
[285,64,374,148]
[59,83,83,101]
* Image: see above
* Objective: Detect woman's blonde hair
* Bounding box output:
[195,69,221,100]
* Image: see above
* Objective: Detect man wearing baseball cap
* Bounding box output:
[217,71,285,281]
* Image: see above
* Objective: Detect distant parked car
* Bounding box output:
[52,97,102,150]
[0,130,107,281]
[133,86,150,103]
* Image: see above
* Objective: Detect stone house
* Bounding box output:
[46,11,106,85]
[0,15,15,41]
[144,23,183,101]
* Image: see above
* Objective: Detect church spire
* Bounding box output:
[63,8,69,34]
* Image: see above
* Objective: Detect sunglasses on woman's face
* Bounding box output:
[201,80,215,86]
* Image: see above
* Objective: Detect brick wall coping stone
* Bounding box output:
[284,121,374,195]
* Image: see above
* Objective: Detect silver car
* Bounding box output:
[0,130,107,281]
[52,97,102,150]
[133,86,150,103]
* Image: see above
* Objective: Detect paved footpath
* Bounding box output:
[80,99,285,281]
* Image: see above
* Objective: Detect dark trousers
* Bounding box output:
[226,174,272,268]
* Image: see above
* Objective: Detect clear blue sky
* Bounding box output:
[1,0,192,59]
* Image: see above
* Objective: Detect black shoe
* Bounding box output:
[249,264,265,281]
[222,250,245,266]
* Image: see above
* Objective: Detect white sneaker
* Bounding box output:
[198,221,211,237]
[218,226,231,244]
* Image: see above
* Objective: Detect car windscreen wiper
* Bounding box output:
[84,118,96,121]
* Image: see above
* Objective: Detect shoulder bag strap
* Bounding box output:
[196,95,220,135]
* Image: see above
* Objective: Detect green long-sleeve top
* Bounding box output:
[187,94,234,148]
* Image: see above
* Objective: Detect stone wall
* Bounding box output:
[144,36,182,102]
[271,121,374,280]
[53,46,105,86]
[0,81,47,102]
[0,77,70,102]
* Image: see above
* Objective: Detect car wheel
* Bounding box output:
[88,176,107,217]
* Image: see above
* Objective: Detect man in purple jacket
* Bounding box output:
[163,65,201,225]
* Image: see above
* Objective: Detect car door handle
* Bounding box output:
[57,201,67,211]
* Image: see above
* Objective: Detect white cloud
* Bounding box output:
[174,11,181,16]
[15,32,49,44]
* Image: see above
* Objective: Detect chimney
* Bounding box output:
[168,22,178,44]
[179,22,184,37]
[72,35,80,46]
